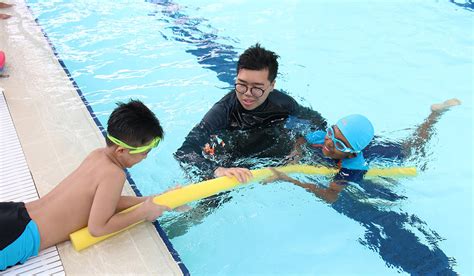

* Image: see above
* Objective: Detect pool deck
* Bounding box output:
[0,1,182,275]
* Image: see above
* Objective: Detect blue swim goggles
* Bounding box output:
[327,126,358,153]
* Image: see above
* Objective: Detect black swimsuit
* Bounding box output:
[0,202,32,250]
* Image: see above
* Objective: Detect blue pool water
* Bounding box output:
[28,0,472,274]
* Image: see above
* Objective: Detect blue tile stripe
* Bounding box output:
[24,5,189,275]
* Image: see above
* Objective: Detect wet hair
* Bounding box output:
[237,43,279,82]
[106,99,164,147]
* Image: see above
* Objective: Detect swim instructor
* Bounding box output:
[174,43,327,182]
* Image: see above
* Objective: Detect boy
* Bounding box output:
[264,113,374,203]
[1,100,170,270]
[266,98,462,202]
[263,99,461,274]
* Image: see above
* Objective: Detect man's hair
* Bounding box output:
[237,43,279,82]
[106,100,164,147]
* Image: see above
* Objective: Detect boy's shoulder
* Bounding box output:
[84,148,126,180]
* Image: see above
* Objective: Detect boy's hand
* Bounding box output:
[261,168,292,185]
[284,136,306,164]
[163,186,193,212]
[284,149,302,164]
[214,167,253,183]
[154,185,192,212]
[142,196,170,222]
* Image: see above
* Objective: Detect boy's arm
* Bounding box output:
[283,136,306,164]
[292,181,345,203]
[283,177,344,204]
[115,196,148,213]
[87,172,168,237]
[263,168,344,203]
[285,130,325,165]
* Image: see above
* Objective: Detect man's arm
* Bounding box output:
[283,95,327,162]
[174,98,230,179]
[175,93,253,182]
[289,97,327,131]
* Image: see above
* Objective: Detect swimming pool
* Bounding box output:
[27,0,472,274]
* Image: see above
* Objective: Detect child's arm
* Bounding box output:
[263,168,344,204]
[284,136,306,164]
[87,173,169,237]
[290,180,344,204]
[115,196,148,213]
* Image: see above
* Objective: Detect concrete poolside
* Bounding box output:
[0,1,182,274]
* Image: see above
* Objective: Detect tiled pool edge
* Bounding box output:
[0,0,186,274]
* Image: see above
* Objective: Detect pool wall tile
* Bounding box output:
[0,0,183,274]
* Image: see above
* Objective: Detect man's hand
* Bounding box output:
[214,167,253,183]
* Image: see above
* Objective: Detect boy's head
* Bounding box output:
[235,43,279,110]
[322,114,374,160]
[106,100,163,166]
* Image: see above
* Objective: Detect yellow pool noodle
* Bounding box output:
[69,164,416,251]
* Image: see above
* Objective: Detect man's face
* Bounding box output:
[235,68,275,110]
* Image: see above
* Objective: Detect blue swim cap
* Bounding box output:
[336,114,374,152]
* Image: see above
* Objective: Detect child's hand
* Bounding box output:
[155,185,192,212]
[142,196,170,222]
[284,137,305,164]
[284,149,301,164]
[261,168,292,184]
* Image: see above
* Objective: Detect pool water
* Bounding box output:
[27,0,472,274]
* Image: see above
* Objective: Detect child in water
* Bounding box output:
[265,98,461,202]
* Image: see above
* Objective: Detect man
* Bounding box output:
[174,43,326,182]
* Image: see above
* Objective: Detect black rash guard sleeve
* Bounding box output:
[174,93,233,179]
[286,95,327,131]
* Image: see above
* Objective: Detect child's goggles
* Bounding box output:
[327,126,357,153]
[107,134,161,154]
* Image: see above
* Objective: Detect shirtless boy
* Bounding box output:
[1,100,170,270]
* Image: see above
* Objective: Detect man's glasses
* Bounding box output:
[107,134,161,154]
[234,83,266,98]
[327,126,357,153]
